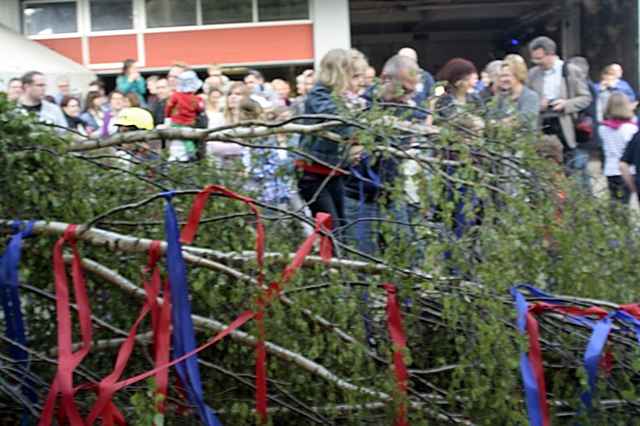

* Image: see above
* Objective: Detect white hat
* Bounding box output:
[177,70,203,93]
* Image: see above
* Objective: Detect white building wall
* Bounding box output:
[311,0,351,67]
[0,0,21,32]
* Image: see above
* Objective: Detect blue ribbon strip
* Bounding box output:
[510,287,544,426]
[0,221,38,424]
[162,193,223,426]
[513,284,640,421]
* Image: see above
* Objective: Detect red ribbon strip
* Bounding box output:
[525,302,609,425]
[85,241,171,425]
[39,189,335,425]
[383,283,409,426]
[178,184,269,423]
[39,225,94,426]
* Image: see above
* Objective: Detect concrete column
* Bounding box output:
[311,0,351,68]
[561,0,581,58]
[0,0,21,33]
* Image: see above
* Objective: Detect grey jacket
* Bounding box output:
[528,60,592,148]
[20,100,68,132]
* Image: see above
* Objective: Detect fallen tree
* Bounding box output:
[2,93,640,426]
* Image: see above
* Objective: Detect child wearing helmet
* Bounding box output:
[113,107,159,168]
[165,70,205,162]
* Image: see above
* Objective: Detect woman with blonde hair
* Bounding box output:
[206,82,249,159]
[599,92,638,204]
[493,57,539,128]
[297,48,358,237]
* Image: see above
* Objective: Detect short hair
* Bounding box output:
[317,48,352,94]
[601,64,617,77]
[122,58,136,75]
[89,79,105,89]
[21,71,43,86]
[246,69,264,81]
[484,60,504,83]
[528,36,557,55]
[381,54,419,79]
[397,47,418,62]
[502,57,528,84]
[146,75,159,83]
[604,92,634,120]
[8,77,21,86]
[60,95,80,108]
[109,89,125,100]
[238,97,263,121]
[568,56,590,77]
[436,58,477,86]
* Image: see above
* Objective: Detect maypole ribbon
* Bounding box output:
[0,221,38,424]
[64,209,333,423]
[511,286,609,426]
[85,241,171,425]
[39,225,94,426]
[162,192,223,426]
[383,283,409,426]
[178,184,269,423]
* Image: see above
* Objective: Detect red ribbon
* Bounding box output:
[39,188,335,425]
[179,184,270,423]
[383,283,409,426]
[620,304,640,319]
[85,241,172,425]
[39,225,94,426]
[525,302,609,425]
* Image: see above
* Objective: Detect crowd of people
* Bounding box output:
[5,34,640,259]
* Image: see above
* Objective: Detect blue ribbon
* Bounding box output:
[510,287,544,426]
[162,193,223,426]
[581,315,612,409]
[0,221,38,424]
[581,310,640,409]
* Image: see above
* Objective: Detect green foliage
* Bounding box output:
[2,92,640,425]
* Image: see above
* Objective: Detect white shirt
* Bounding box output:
[599,122,638,176]
[543,59,563,101]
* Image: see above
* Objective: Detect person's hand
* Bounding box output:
[550,99,567,112]
[540,97,549,111]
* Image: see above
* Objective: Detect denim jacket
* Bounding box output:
[299,83,352,167]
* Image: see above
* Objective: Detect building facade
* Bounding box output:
[0,0,351,75]
[0,0,638,91]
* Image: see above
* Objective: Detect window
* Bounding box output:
[145,0,197,28]
[201,0,252,25]
[23,2,77,35]
[90,0,133,31]
[258,0,308,22]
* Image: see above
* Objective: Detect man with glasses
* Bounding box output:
[18,70,67,131]
[527,36,592,190]
[343,54,421,258]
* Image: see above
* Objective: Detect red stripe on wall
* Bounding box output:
[144,24,313,67]
[36,38,83,64]
[89,35,137,64]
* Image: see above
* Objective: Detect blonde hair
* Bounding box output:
[224,81,248,124]
[349,48,370,76]
[502,55,528,83]
[604,92,634,120]
[317,48,353,94]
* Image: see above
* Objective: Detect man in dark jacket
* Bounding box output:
[343,54,421,257]
[149,77,170,126]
